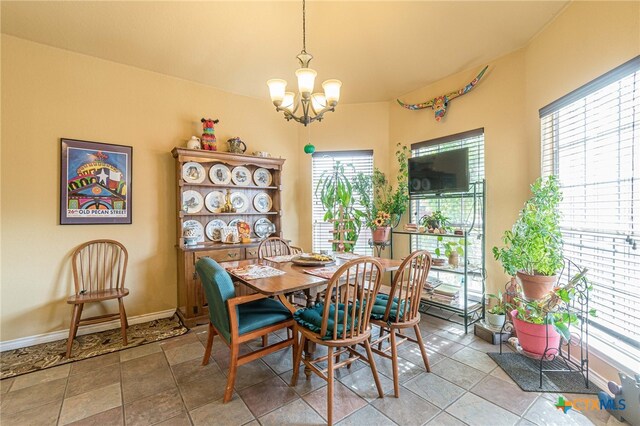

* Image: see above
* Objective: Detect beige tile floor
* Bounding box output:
[0,315,626,426]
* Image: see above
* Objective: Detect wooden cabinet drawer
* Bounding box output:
[245,247,259,260]
[193,249,243,264]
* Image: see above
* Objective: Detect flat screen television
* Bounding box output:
[408,148,470,195]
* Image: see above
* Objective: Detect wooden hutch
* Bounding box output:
[172,148,285,327]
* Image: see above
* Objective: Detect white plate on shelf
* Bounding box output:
[204,191,225,213]
[209,163,231,184]
[182,190,204,213]
[230,192,249,213]
[183,220,204,243]
[253,192,272,213]
[254,218,276,238]
[205,219,227,241]
[182,162,205,184]
[253,168,272,187]
[231,166,251,186]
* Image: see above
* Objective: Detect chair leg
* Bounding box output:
[363,339,384,398]
[290,333,305,386]
[389,328,400,397]
[224,343,239,403]
[262,335,268,347]
[378,326,386,350]
[118,298,128,346]
[414,324,431,372]
[66,304,82,358]
[327,346,334,426]
[203,322,216,366]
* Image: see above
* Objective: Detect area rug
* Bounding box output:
[488,352,600,394]
[0,313,188,379]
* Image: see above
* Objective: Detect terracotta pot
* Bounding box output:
[511,310,561,357]
[372,226,391,243]
[516,271,557,301]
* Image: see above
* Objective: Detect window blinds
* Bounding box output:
[311,150,374,255]
[410,130,485,292]
[540,56,640,348]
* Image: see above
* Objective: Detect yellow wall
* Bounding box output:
[0,36,299,341]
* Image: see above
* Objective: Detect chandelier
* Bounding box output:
[267,0,342,126]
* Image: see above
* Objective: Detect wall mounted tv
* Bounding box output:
[408,148,470,195]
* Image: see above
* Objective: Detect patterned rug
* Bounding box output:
[0,313,188,379]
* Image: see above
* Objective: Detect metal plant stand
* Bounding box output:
[499,259,591,388]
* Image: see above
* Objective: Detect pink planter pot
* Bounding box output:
[511,310,561,357]
[372,226,391,243]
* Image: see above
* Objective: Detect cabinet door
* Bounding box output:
[245,246,259,260]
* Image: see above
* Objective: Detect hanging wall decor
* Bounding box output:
[397,66,488,122]
[60,138,132,225]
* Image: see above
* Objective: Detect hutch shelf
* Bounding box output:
[172,148,285,327]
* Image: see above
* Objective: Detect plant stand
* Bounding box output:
[328,206,355,253]
[499,260,591,389]
[368,239,391,257]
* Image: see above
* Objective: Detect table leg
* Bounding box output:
[304,338,316,379]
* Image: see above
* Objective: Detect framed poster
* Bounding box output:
[60,138,132,225]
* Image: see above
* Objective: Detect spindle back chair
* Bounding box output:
[257,237,292,259]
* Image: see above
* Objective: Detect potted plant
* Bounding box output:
[493,176,564,300]
[371,211,392,243]
[353,144,410,240]
[510,270,596,357]
[420,210,450,232]
[486,291,507,328]
[316,161,361,252]
[435,237,465,268]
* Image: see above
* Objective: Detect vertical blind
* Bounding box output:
[311,150,374,255]
[540,56,640,348]
[410,129,485,292]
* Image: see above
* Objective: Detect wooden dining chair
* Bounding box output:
[257,237,292,259]
[66,239,129,358]
[290,258,385,425]
[290,246,304,255]
[368,250,432,397]
[196,257,295,403]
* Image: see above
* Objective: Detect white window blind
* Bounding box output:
[312,150,373,255]
[540,56,640,349]
[410,129,485,292]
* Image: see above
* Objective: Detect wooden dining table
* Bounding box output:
[222,255,403,377]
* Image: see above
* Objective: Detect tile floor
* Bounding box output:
[0,315,625,425]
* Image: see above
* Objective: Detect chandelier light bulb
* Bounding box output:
[322,79,342,106]
[282,92,296,112]
[311,93,326,113]
[267,79,287,106]
[295,68,317,99]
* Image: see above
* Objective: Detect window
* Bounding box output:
[410,129,485,294]
[311,150,374,255]
[540,56,640,349]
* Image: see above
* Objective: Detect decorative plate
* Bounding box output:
[230,192,249,213]
[205,219,227,242]
[236,220,251,236]
[228,219,241,228]
[182,162,205,184]
[204,191,225,213]
[209,163,232,185]
[254,218,276,239]
[182,190,204,213]
[231,166,251,186]
[253,168,273,187]
[291,253,336,266]
[253,192,272,213]
[183,220,204,243]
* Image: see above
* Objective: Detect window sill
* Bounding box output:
[587,329,640,376]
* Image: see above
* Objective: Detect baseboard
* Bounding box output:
[0,309,177,352]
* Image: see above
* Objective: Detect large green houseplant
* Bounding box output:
[315,161,361,252]
[353,144,410,242]
[493,176,564,300]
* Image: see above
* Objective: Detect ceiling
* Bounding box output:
[1,1,569,104]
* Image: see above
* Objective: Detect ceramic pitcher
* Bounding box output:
[227,137,247,154]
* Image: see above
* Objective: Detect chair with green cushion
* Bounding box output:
[196,257,295,403]
[368,250,432,397]
[290,258,385,425]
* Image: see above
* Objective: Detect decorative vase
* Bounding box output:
[372,226,391,243]
[186,136,201,150]
[511,309,561,357]
[448,252,459,268]
[486,312,506,329]
[517,271,557,301]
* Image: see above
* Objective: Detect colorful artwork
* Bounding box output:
[60,138,132,224]
[201,118,220,151]
[397,66,488,121]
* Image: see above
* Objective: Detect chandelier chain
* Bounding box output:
[302,0,306,53]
